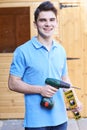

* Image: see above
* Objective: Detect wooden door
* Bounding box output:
[0,7,30,52]
[59,1,85,117]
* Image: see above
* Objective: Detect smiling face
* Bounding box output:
[34,11,57,39]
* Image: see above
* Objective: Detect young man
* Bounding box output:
[8,1,82,130]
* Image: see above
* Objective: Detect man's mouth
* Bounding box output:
[44,28,53,32]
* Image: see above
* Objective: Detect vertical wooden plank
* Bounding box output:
[59,1,84,117]
[29,2,40,38]
[0,15,15,52]
[16,14,30,45]
[80,0,87,117]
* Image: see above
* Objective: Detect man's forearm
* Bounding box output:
[8,74,42,94]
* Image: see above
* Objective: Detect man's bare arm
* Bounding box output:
[8,74,58,97]
[8,74,43,94]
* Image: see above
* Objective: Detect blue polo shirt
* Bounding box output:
[10,36,68,128]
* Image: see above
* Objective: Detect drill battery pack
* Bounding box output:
[64,90,81,120]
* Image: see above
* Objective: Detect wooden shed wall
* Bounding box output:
[59,0,87,118]
[0,0,87,119]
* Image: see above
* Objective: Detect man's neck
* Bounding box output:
[37,36,53,51]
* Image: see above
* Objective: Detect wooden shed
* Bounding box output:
[0,0,87,119]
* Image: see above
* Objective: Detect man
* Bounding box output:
[8,1,82,130]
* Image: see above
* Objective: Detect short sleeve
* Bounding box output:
[10,48,26,78]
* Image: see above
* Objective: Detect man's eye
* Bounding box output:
[50,18,56,21]
[39,19,46,22]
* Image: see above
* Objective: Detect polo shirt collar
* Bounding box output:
[32,36,58,49]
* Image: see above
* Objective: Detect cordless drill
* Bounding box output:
[40,78,70,109]
[40,78,81,119]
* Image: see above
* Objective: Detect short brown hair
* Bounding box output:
[34,1,57,22]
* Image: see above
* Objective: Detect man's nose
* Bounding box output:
[45,20,51,26]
